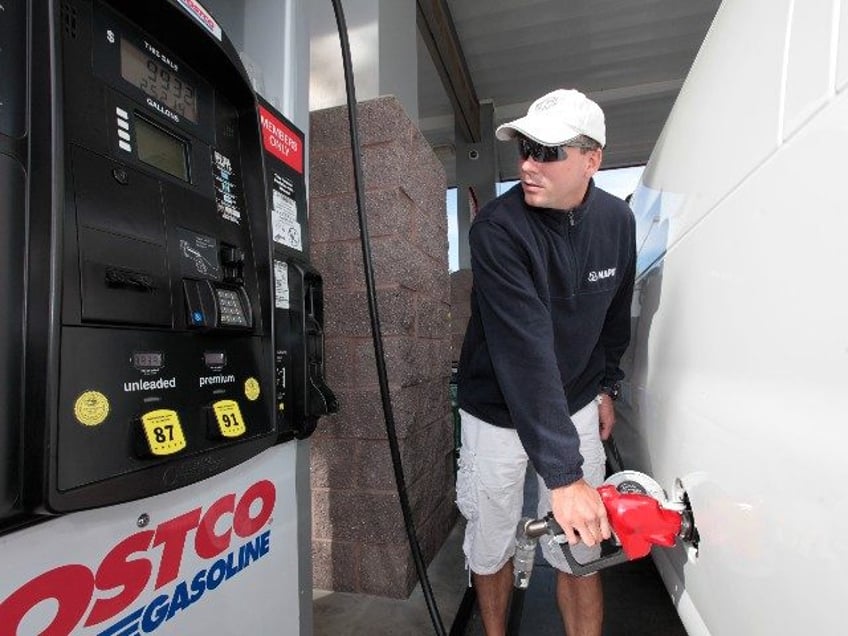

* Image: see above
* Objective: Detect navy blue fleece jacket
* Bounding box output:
[457,180,636,489]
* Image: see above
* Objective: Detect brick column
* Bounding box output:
[308,96,456,598]
[449,270,474,363]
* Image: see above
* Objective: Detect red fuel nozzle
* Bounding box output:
[539,481,685,576]
[598,484,682,560]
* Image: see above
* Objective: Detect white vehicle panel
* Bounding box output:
[783,1,836,138]
[619,0,848,633]
[640,0,788,250]
[838,0,848,90]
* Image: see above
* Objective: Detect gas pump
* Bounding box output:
[0,0,332,633]
[9,0,278,517]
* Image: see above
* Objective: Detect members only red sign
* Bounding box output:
[259,106,303,174]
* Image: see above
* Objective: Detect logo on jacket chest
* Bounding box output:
[587,267,616,282]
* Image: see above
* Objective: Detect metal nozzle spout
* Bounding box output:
[522,517,550,539]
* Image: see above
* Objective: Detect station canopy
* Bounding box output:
[416,0,722,185]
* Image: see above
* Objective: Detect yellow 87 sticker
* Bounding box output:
[141,409,187,456]
[212,400,247,438]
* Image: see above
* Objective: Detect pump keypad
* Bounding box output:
[216,288,248,326]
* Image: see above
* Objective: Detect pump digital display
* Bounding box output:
[133,351,164,371]
[120,38,198,123]
[135,116,190,181]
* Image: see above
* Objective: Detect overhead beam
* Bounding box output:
[416,0,480,142]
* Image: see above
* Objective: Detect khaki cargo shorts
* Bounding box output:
[455,402,606,576]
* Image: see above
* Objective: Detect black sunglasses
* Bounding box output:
[517,136,569,163]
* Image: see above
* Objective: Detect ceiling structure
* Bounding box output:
[416,0,723,186]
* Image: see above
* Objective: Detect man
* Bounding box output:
[456,88,636,636]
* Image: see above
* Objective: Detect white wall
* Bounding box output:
[309,0,418,118]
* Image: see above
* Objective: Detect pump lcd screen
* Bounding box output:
[120,38,198,123]
[134,116,190,181]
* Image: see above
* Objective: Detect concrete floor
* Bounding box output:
[313,521,469,635]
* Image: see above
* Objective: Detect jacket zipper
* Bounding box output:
[567,211,578,292]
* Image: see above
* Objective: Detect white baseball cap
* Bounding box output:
[496,89,606,148]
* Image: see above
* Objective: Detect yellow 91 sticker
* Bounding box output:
[244,377,260,401]
[141,409,186,456]
[212,400,247,438]
[74,391,110,426]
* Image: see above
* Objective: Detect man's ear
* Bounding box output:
[585,148,603,177]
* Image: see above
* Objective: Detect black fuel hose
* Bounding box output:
[329,1,447,634]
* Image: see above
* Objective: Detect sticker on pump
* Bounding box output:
[73,390,110,426]
[274,260,290,309]
[244,377,261,401]
[212,399,247,438]
[176,0,222,40]
[140,409,187,456]
[259,105,303,173]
